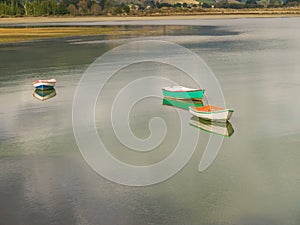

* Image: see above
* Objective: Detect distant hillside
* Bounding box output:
[160,0,199,4]
[1,0,298,17]
[116,0,200,5]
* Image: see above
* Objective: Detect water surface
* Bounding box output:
[1,18,300,225]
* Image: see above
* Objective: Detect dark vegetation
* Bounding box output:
[0,0,299,16]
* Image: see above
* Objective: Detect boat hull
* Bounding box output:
[33,79,56,90]
[162,89,204,100]
[189,107,233,122]
[34,82,55,90]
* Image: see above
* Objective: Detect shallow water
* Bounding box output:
[1,18,300,225]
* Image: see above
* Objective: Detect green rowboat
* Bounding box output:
[162,86,205,100]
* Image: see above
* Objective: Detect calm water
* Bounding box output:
[1,17,300,225]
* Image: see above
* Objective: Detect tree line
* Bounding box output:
[0,0,299,17]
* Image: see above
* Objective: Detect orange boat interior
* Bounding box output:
[192,105,225,112]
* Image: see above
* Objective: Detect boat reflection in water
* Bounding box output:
[162,97,203,110]
[33,88,57,101]
[189,116,234,137]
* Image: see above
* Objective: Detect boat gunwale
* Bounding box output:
[189,107,233,114]
[162,87,204,93]
[33,79,56,85]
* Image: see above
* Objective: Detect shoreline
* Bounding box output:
[1,13,300,25]
[0,13,299,44]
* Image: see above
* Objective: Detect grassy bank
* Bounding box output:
[0,26,179,43]
[0,27,122,43]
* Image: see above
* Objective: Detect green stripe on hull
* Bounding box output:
[162,89,204,99]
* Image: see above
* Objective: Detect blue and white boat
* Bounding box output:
[33,79,56,90]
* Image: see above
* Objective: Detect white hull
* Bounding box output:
[33,82,55,88]
[162,86,199,92]
[33,79,56,89]
[189,108,233,121]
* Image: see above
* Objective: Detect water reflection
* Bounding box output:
[33,88,57,101]
[1,18,299,225]
[189,116,234,137]
[162,97,203,110]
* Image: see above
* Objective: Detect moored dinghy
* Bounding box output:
[162,86,204,100]
[33,78,56,90]
[189,116,234,137]
[189,105,234,122]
